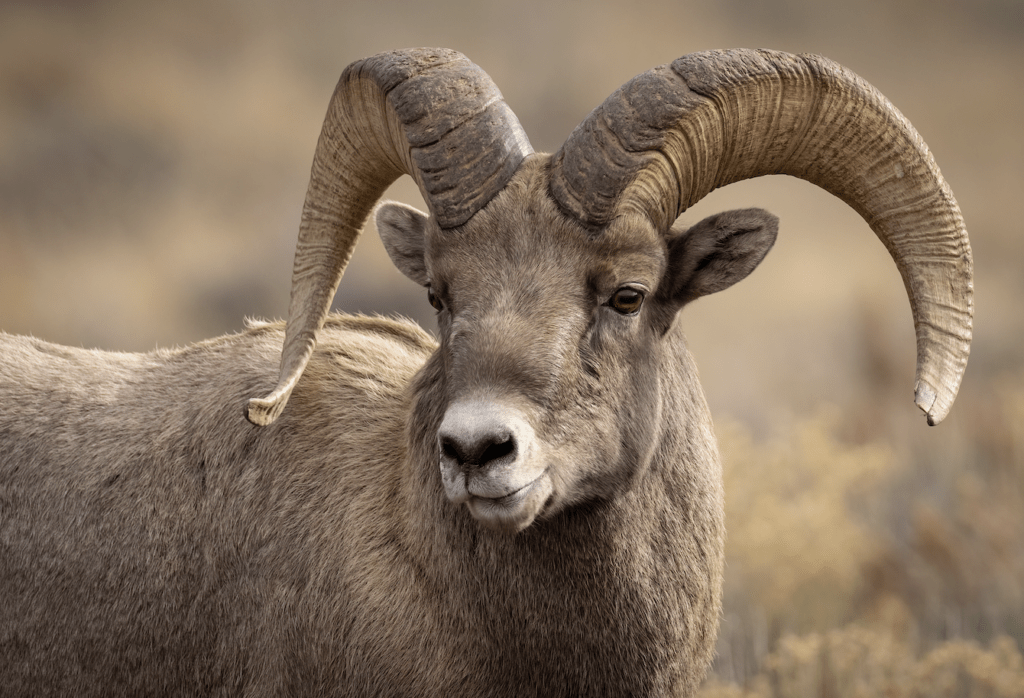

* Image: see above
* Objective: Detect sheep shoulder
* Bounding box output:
[0,314,447,697]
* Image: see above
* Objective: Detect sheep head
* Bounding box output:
[376,162,777,531]
[248,49,973,531]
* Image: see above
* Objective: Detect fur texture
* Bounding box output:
[0,156,779,696]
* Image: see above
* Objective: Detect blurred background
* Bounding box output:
[1,0,1021,694]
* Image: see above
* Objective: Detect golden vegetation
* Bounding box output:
[702,630,1024,698]
[702,376,1024,695]
[0,1,1020,694]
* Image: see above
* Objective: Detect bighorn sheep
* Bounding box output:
[0,48,972,696]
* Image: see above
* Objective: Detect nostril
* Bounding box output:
[438,400,533,472]
[439,431,517,469]
[440,437,462,464]
[480,437,514,465]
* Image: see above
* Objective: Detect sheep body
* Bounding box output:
[0,312,723,696]
[0,45,974,696]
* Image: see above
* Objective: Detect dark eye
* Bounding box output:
[427,287,444,312]
[608,287,645,315]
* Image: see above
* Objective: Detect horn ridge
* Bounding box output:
[549,48,972,424]
[247,48,533,425]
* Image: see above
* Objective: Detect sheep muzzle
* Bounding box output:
[437,399,553,533]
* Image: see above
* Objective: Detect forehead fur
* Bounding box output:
[426,154,667,289]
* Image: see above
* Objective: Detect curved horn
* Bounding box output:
[247,48,533,426]
[549,48,972,425]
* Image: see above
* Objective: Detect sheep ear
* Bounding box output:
[376,201,430,286]
[665,208,778,305]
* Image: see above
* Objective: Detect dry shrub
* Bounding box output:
[763,626,912,698]
[714,412,895,681]
[701,627,1024,698]
[719,412,892,617]
[709,390,1024,693]
[699,677,769,698]
[914,636,1024,698]
[864,374,1024,648]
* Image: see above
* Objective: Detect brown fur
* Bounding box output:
[0,155,779,696]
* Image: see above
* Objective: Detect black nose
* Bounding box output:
[440,429,516,468]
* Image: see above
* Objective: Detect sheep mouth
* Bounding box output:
[471,480,532,507]
[467,470,540,501]
[464,471,553,533]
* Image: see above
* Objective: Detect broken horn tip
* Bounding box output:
[246,394,286,427]
[914,380,949,426]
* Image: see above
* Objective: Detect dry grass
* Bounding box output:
[704,381,1024,695]
[702,629,1024,698]
[0,1,1020,694]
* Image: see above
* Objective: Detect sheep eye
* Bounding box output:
[608,287,644,315]
[427,287,444,312]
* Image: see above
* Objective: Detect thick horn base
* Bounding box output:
[550,48,973,424]
[247,48,533,426]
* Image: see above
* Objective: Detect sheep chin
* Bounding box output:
[464,473,553,534]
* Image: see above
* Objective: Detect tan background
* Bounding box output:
[2,0,1022,693]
